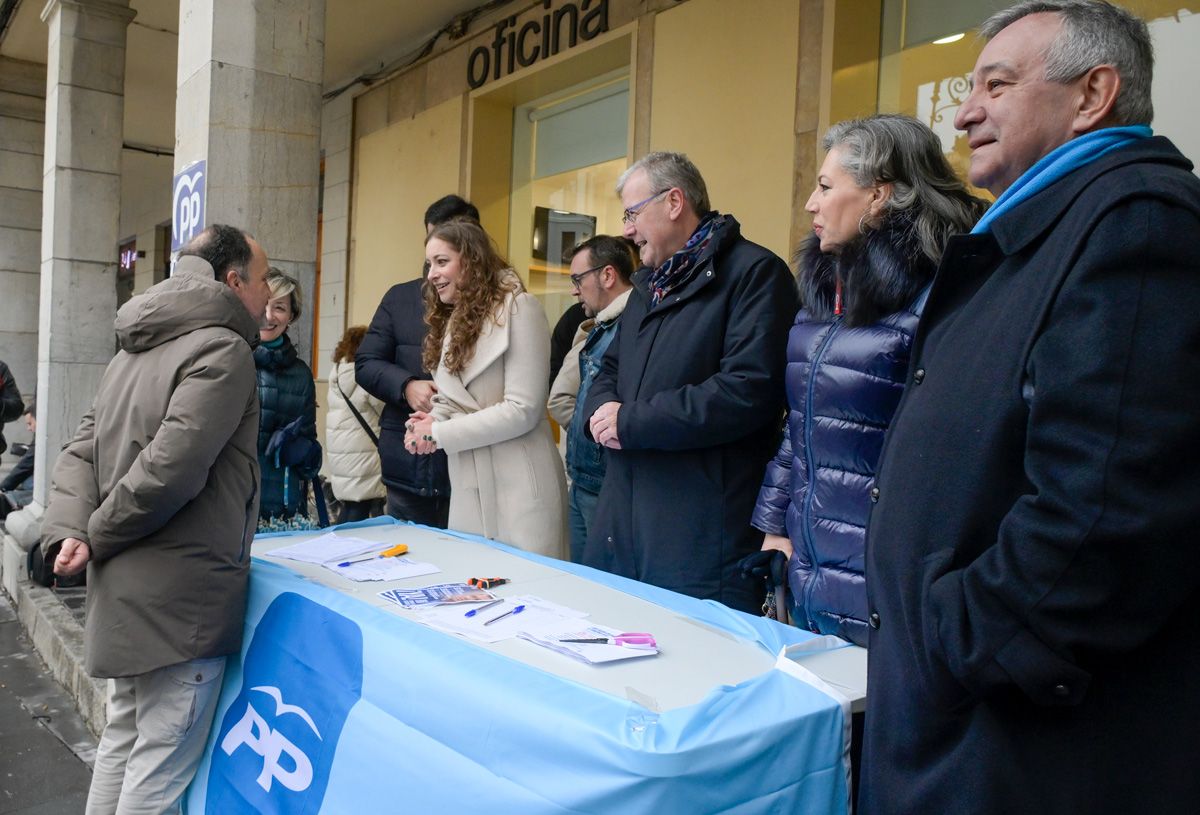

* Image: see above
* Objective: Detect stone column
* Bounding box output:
[316,92,352,381]
[0,57,46,408]
[33,0,136,511]
[175,0,326,364]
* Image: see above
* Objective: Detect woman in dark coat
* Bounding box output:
[752,115,985,645]
[254,269,320,528]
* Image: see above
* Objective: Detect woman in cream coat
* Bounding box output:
[406,219,566,559]
[326,325,386,523]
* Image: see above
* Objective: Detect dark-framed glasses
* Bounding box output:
[621,189,670,224]
[569,264,606,287]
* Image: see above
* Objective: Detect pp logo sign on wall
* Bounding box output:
[205,592,364,813]
[171,160,206,252]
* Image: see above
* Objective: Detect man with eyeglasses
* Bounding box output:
[548,235,636,563]
[580,151,797,614]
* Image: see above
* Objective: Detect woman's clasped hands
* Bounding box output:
[405,411,438,455]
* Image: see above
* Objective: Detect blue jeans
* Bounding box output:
[568,482,600,564]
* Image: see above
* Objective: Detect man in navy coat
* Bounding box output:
[582,152,797,613]
[861,2,1200,813]
[355,196,477,527]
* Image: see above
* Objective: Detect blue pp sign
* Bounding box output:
[204,592,364,814]
[172,160,206,252]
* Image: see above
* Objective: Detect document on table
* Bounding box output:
[416,595,588,644]
[327,556,441,582]
[378,583,494,609]
[266,532,381,565]
[519,623,660,664]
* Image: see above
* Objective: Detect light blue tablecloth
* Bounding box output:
[185,518,849,814]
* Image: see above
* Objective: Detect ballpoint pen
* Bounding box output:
[464,598,504,618]
[337,543,409,568]
[482,604,525,626]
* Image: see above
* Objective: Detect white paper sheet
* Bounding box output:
[326,556,441,582]
[519,623,660,664]
[265,532,382,565]
[416,595,588,644]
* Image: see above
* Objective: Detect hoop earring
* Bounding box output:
[858,210,870,235]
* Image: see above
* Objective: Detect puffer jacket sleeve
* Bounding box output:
[85,335,257,561]
[751,420,793,536]
[356,287,419,408]
[297,364,321,479]
[40,408,99,553]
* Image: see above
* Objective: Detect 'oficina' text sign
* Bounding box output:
[467,0,610,90]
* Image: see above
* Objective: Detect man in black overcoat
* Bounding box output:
[582,151,797,614]
[355,195,479,527]
[860,2,1200,813]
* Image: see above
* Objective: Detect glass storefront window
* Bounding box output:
[507,73,630,322]
[829,0,1200,193]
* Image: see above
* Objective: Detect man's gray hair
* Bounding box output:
[617,151,711,215]
[979,0,1153,125]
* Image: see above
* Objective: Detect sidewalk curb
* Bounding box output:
[1,533,105,737]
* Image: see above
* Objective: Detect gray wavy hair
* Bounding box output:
[824,115,986,263]
[979,0,1153,125]
[617,151,711,215]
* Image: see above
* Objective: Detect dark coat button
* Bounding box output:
[869,612,880,629]
[1052,683,1070,698]
[869,487,880,503]
[912,368,925,384]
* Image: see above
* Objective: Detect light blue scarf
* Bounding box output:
[972,125,1153,234]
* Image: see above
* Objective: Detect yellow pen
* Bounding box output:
[337,543,408,567]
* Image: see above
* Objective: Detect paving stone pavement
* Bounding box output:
[0,593,94,814]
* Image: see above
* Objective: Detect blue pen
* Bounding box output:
[482,604,525,626]
[464,598,503,618]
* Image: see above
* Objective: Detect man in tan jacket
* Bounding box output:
[547,235,634,563]
[42,223,270,814]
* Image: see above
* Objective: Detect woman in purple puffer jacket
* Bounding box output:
[751,115,986,646]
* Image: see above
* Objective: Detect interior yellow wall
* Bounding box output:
[649,0,800,260]
[348,95,464,326]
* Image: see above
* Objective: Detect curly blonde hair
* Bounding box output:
[422,219,523,376]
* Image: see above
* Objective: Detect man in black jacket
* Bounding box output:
[355,195,479,527]
[0,359,24,457]
[860,3,1200,814]
[0,399,34,520]
[581,152,797,613]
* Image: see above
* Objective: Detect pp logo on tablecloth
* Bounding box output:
[205,592,363,813]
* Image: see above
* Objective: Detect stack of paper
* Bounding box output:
[265,532,441,582]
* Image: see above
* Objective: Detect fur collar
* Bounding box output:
[797,212,937,327]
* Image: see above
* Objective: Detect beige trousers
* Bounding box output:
[85,656,226,815]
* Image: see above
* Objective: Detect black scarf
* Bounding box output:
[796,212,937,327]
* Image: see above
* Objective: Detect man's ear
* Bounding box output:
[224,268,242,290]
[1073,64,1121,133]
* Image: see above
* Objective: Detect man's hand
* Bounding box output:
[762,533,794,559]
[404,379,438,413]
[54,537,91,576]
[404,411,439,455]
[589,401,623,450]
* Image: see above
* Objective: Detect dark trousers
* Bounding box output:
[385,485,450,529]
[335,498,386,525]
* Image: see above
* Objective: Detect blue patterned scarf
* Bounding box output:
[972,125,1153,234]
[647,212,726,306]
